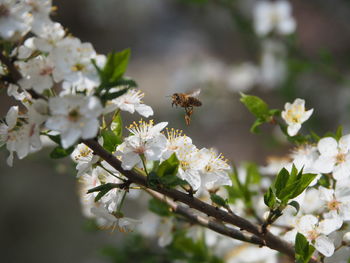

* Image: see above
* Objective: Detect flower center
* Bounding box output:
[133,146,146,154]
[307,230,319,241]
[180,160,189,170]
[0,4,10,17]
[68,109,81,122]
[40,66,53,76]
[336,153,346,164]
[327,199,341,211]
[71,63,85,72]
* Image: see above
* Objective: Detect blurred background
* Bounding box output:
[2,0,350,262]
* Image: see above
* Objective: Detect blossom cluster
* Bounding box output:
[0,0,233,241]
[116,121,232,191]
[259,135,350,259]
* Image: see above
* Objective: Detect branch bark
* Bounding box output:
[145,188,265,246]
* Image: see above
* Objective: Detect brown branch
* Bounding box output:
[82,139,319,263]
[145,188,265,246]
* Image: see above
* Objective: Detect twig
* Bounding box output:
[145,188,265,246]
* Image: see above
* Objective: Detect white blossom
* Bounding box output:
[45,95,103,148]
[17,55,54,93]
[226,63,259,92]
[176,145,210,191]
[319,186,350,222]
[105,88,153,117]
[116,120,168,170]
[162,127,193,161]
[24,0,52,35]
[200,148,232,190]
[0,106,42,166]
[253,0,296,36]
[0,0,32,39]
[314,135,350,180]
[71,143,99,177]
[292,214,342,257]
[281,98,313,136]
[49,37,104,93]
[33,22,65,52]
[91,206,141,233]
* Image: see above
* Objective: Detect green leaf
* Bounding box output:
[240,93,269,118]
[336,125,343,141]
[210,194,227,207]
[295,233,315,263]
[160,174,187,188]
[100,49,131,86]
[111,112,123,139]
[279,173,316,203]
[148,198,172,217]
[245,162,261,185]
[157,153,180,178]
[310,130,321,142]
[274,168,290,198]
[288,200,300,215]
[47,134,61,145]
[264,188,276,208]
[101,130,122,153]
[318,174,330,188]
[250,118,265,133]
[49,145,74,159]
[87,183,117,194]
[147,171,161,188]
[87,183,118,202]
[111,78,138,88]
[101,87,129,101]
[268,109,281,116]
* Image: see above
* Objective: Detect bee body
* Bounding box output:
[170,89,202,125]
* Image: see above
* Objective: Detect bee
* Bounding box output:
[171,89,202,125]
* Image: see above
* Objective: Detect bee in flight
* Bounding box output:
[171,89,202,125]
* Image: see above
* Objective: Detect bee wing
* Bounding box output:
[186,89,201,97]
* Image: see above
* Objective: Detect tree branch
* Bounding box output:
[145,188,265,246]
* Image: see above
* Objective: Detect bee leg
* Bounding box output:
[185,114,191,125]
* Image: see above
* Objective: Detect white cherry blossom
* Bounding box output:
[200,148,232,190]
[0,0,32,39]
[17,55,54,93]
[71,143,99,177]
[176,145,210,191]
[91,206,141,233]
[253,0,296,36]
[319,186,350,222]
[49,37,104,93]
[292,214,342,257]
[105,88,153,117]
[45,95,103,148]
[0,106,42,166]
[281,98,313,136]
[116,120,168,170]
[161,127,193,161]
[33,22,65,52]
[226,63,259,92]
[314,135,350,180]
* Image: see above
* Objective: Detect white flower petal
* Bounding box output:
[287,123,301,136]
[318,137,338,157]
[315,235,335,257]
